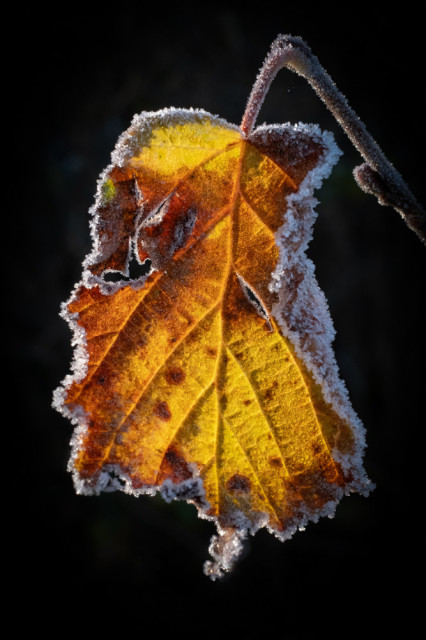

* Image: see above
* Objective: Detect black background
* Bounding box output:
[13,5,425,636]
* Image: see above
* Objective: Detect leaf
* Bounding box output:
[54,108,372,578]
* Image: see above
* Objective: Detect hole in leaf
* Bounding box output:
[102,258,152,283]
[236,272,273,329]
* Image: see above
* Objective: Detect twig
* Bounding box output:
[241,34,426,245]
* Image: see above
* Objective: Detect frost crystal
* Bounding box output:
[204,528,247,580]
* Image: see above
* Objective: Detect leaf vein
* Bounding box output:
[98,302,223,469]
[224,416,283,527]
[154,380,216,484]
[70,272,162,396]
[225,345,290,478]
[239,190,276,236]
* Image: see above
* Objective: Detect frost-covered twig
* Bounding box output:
[241,34,426,245]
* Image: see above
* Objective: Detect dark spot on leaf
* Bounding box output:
[162,446,193,482]
[243,399,252,406]
[269,456,283,468]
[165,366,185,385]
[226,474,251,494]
[206,347,217,357]
[264,380,278,400]
[153,400,172,421]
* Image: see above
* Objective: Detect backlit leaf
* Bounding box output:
[54,108,372,578]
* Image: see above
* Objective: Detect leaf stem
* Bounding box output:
[241,35,426,244]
